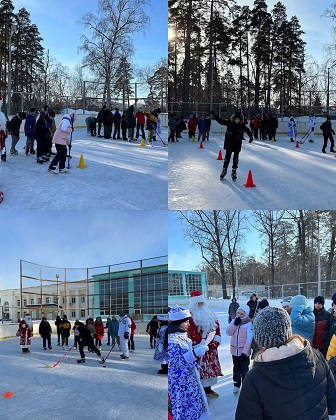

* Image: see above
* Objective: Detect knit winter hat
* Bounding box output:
[257,300,269,310]
[237,304,250,319]
[314,296,325,305]
[253,306,292,348]
[289,295,307,309]
[281,296,293,307]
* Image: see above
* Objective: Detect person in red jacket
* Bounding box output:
[135,107,146,141]
[128,317,137,352]
[312,296,333,354]
[94,316,105,350]
[188,114,198,140]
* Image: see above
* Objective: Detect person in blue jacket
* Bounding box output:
[197,114,207,142]
[289,294,314,343]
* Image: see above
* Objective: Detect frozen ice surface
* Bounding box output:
[168,135,336,210]
[0,128,168,210]
[0,335,166,420]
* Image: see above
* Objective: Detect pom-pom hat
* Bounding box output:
[253,306,292,349]
[189,290,205,304]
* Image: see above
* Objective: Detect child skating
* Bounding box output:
[210,110,253,180]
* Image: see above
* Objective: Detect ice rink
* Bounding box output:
[0,334,167,420]
[0,128,168,210]
[168,134,336,210]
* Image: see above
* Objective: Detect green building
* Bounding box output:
[168,270,207,303]
[92,264,168,321]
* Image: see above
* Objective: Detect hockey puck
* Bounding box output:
[103,365,106,368]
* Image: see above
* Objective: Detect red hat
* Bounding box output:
[190,290,205,303]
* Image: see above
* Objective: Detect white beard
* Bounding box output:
[24,317,33,329]
[190,304,217,337]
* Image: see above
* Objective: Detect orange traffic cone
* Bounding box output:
[295,141,300,148]
[77,154,88,169]
[217,150,223,160]
[3,392,14,398]
[244,170,256,188]
[199,141,204,149]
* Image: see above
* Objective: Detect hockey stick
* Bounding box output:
[46,344,74,368]
[101,341,118,366]
[67,115,74,169]
[155,129,167,147]
[298,129,311,144]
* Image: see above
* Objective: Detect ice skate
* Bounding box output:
[220,168,227,180]
[59,168,69,173]
[76,358,85,363]
[48,167,58,174]
[36,157,44,164]
[121,355,129,360]
[231,169,237,181]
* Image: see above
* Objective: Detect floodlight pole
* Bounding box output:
[56,274,59,315]
[7,23,17,116]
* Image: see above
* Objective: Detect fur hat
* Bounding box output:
[189,290,205,304]
[289,295,307,309]
[314,296,325,305]
[168,306,191,322]
[253,306,292,348]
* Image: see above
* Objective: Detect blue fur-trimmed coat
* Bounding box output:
[154,324,168,362]
[168,330,210,420]
[290,305,314,343]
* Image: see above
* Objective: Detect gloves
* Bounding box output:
[193,345,209,357]
[240,353,247,359]
[249,137,253,143]
[234,317,242,326]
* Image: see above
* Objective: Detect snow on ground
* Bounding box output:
[0,334,166,420]
[168,298,336,419]
[168,134,336,210]
[0,129,168,210]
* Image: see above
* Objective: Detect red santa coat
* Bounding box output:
[18,319,33,347]
[187,318,223,379]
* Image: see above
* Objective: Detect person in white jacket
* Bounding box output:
[48,111,75,174]
[118,310,131,359]
[308,113,317,143]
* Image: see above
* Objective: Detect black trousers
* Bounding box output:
[79,337,101,359]
[323,134,335,150]
[113,123,121,138]
[232,355,250,388]
[136,124,146,140]
[49,144,67,170]
[223,150,239,169]
[42,335,51,348]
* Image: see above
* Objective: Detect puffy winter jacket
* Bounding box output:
[226,307,253,357]
[235,338,336,420]
[290,304,315,342]
[312,308,333,351]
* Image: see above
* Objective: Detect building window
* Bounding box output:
[71,297,76,304]
[38,298,41,304]
[46,297,50,304]
[54,297,58,304]
[80,310,85,318]
[30,299,34,305]
[168,273,183,296]
[186,273,202,294]
[23,299,27,306]
[17,300,20,307]
[4,301,9,312]
[80,296,85,303]
[71,311,76,318]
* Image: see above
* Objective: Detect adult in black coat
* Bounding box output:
[113,108,121,139]
[39,317,52,350]
[34,112,52,163]
[320,116,336,153]
[312,296,333,354]
[210,110,253,180]
[55,315,62,345]
[246,294,258,319]
[235,307,336,420]
[268,114,279,141]
[77,322,105,363]
[9,111,26,155]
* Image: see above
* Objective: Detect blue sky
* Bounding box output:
[168,211,263,271]
[0,210,168,289]
[11,0,167,72]
[240,0,335,64]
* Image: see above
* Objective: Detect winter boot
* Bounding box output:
[36,157,44,164]
[1,152,6,161]
[220,168,227,179]
[158,364,168,374]
[76,358,85,363]
[59,168,69,173]
[322,148,326,153]
[25,148,29,156]
[10,148,18,155]
[233,386,239,394]
[231,168,237,180]
[331,149,336,153]
[30,148,35,155]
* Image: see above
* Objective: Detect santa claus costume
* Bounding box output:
[18,313,33,353]
[188,290,223,398]
[168,306,210,420]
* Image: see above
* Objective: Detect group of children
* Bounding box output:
[168,293,336,420]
